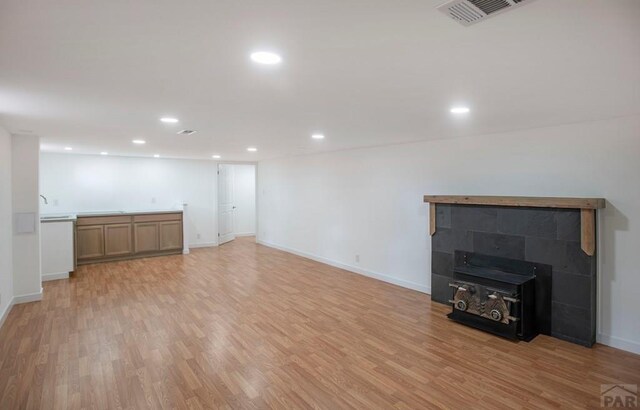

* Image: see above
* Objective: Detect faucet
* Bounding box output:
[39,195,48,205]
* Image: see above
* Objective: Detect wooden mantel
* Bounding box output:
[423,195,606,256]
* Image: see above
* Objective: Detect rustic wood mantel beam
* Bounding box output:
[423,195,605,256]
[429,203,436,236]
[580,209,596,256]
[423,195,605,210]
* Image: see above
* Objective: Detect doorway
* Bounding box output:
[217,163,256,245]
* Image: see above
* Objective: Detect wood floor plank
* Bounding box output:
[0,236,639,409]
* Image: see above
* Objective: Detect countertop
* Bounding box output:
[40,214,77,223]
[41,209,183,222]
[77,209,183,217]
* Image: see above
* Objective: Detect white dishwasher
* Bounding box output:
[40,216,76,281]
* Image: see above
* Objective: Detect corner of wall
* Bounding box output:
[12,288,43,305]
[11,134,42,298]
[597,333,640,356]
[0,125,14,331]
[257,239,430,295]
[3,287,44,330]
[0,296,14,330]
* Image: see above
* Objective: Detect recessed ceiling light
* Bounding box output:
[160,117,179,123]
[64,147,73,151]
[250,51,282,65]
[212,155,221,159]
[247,147,258,152]
[450,106,470,114]
[132,139,146,144]
[311,134,325,140]
[153,154,160,158]
[100,152,108,155]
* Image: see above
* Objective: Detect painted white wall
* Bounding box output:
[0,126,13,325]
[11,134,42,301]
[232,164,256,236]
[257,114,640,355]
[40,154,218,247]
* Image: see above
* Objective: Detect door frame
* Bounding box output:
[217,163,236,245]
[216,162,258,246]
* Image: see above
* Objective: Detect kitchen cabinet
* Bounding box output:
[159,221,182,250]
[77,225,105,259]
[104,223,133,257]
[76,211,183,265]
[134,222,159,253]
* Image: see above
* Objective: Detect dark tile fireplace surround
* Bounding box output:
[430,204,597,346]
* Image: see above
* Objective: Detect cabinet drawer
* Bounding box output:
[77,215,132,226]
[133,213,182,223]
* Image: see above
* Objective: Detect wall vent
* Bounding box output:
[437,0,536,26]
[177,130,197,135]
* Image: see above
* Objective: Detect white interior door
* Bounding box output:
[218,164,236,245]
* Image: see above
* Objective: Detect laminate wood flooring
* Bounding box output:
[1,237,638,409]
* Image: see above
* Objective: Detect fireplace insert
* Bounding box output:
[448,251,551,341]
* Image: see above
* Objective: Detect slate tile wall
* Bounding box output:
[431,204,597,346]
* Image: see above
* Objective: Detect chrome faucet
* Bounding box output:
[39,195,48,205]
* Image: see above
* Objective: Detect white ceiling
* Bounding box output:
[1,0,639,161]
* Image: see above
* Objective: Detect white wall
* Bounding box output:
[0,126,13,325]
[11,134,42,301]
[232,164,256,236]
[257,114,640,354]
[40,154,219,247]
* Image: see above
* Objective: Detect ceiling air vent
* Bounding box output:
[177,130,197,136]
[437,0,536,26]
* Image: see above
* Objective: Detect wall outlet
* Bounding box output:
[53,199,59,206]
[355,254,360,263]
[151,197,157,204]
[196,233,201,239]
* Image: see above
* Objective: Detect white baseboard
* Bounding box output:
[257,241,640,355]
[42,272,70,282]
[598,333,640,355]
[189,242,218,249]
[257,240,430,294]
[189,237,253,249]
[1,288,44,330]
[13,288,43,305]
[0,298,14,330]
[235,232,256,237]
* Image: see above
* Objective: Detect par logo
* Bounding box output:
[601,384,638,408]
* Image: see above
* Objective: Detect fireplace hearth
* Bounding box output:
[448,251,551,341]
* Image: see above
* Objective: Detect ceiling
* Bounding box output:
[1,0,639,161]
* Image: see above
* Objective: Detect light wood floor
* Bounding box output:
[1,237,638,409]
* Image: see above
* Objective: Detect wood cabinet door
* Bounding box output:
[76,225,104,259]
[159,221,182,250]
[134,222,159,253]
[104,223,133,257]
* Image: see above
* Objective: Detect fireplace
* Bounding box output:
[448,251,551,341]
[423,195,605,347]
